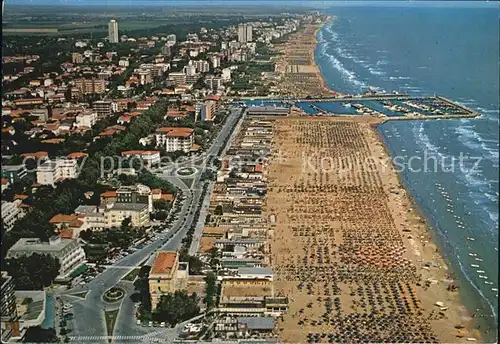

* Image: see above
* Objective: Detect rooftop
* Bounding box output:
[150,251,178,276]
[111,202,148,211]
[238,316,276,330]
[7,237,79,256]
[238,267,273,276]
[155,127,194,137]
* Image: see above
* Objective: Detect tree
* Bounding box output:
[153,291,200,325]
[204,271,217,309]
[5,253,60,290]
[133,266,152,312]
[186,255,203,275]
[23,326,58,343]
[153,199,171,211]
[154,210,169,221]
[214,205,223,216]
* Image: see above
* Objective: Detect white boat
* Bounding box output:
[471,264,480,268]
[478,275,487,279]
[492,288,498,292]
[485,281,493,285]
[342,103,352,108]
[476,270,485,273]
[468,253,477,257]
[467,237,475,241]
[475,258,483,262]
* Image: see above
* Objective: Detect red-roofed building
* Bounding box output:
[117,115,132,124]
[155,127,194,153]
[14,98,44,106]
[100,191,117,204]
[66,152,88,159]
[148,251,187,309]
[20,151,48,160]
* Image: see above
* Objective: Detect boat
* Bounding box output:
[476,270,485,273]
[467,237,475,241]
[468,253,477,257]
[485,281,493,285]
[471,264,480,268]
[492,288,498,292]
[475,258,483,262]
[342,103,352,108]
[478,275,487,279]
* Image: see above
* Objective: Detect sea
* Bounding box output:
[315,2,499,341]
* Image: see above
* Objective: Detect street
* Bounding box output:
[61,108,243,343]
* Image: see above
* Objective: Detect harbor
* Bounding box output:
[237,94,480,121]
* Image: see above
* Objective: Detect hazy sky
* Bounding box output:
[6,0,498,7]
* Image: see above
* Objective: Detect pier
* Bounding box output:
[239,94,480,121]
[310,104,328,114]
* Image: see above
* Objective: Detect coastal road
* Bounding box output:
[62,108,243,342]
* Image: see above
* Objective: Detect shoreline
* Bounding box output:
[373,123,481,342]
[377,122,498,343]
[267,116,480,343]
[266,15,483,343]
[312,15,482,341]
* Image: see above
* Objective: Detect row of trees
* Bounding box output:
[4,253,60,290]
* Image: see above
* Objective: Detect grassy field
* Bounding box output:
[121,268,140,282]
[180,178,194,189]
[104,309,120,338]
[69,291,89,299]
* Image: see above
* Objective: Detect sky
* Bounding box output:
[6,0,498,7]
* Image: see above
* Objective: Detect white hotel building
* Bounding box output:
[36,159,78,186]
[6,237,87,280]
[155,127,194,153]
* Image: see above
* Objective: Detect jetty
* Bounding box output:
[239,94,480,121]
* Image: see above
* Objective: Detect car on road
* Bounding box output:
[148,321,153,327]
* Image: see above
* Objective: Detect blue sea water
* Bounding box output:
[316,3,499,340]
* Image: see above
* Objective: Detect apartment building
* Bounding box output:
[155,127,194,153]
[71,52,84,64]
[148,251,188,310]
[168,72,187,86]
[205,76,223,92]
[75,111,97,128]
[93,100,113,118]
[74,78,106,95]
[201,100,216,121]
[238,24,253,43]
[1,272,17,319]
[116,184,153,212]
[121,150,161,167]
[104,203,149,228]
[193,60,210,73]
[1,200,26,231]
[36,159,78,186]
[6,237,86,280]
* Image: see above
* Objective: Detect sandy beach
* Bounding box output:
[264,116,478,343]
[274,18,336,98]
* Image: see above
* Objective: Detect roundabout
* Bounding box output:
[102,287,125,303]
[175,167,198,177]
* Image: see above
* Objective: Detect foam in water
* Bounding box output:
[322,49,366,90]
